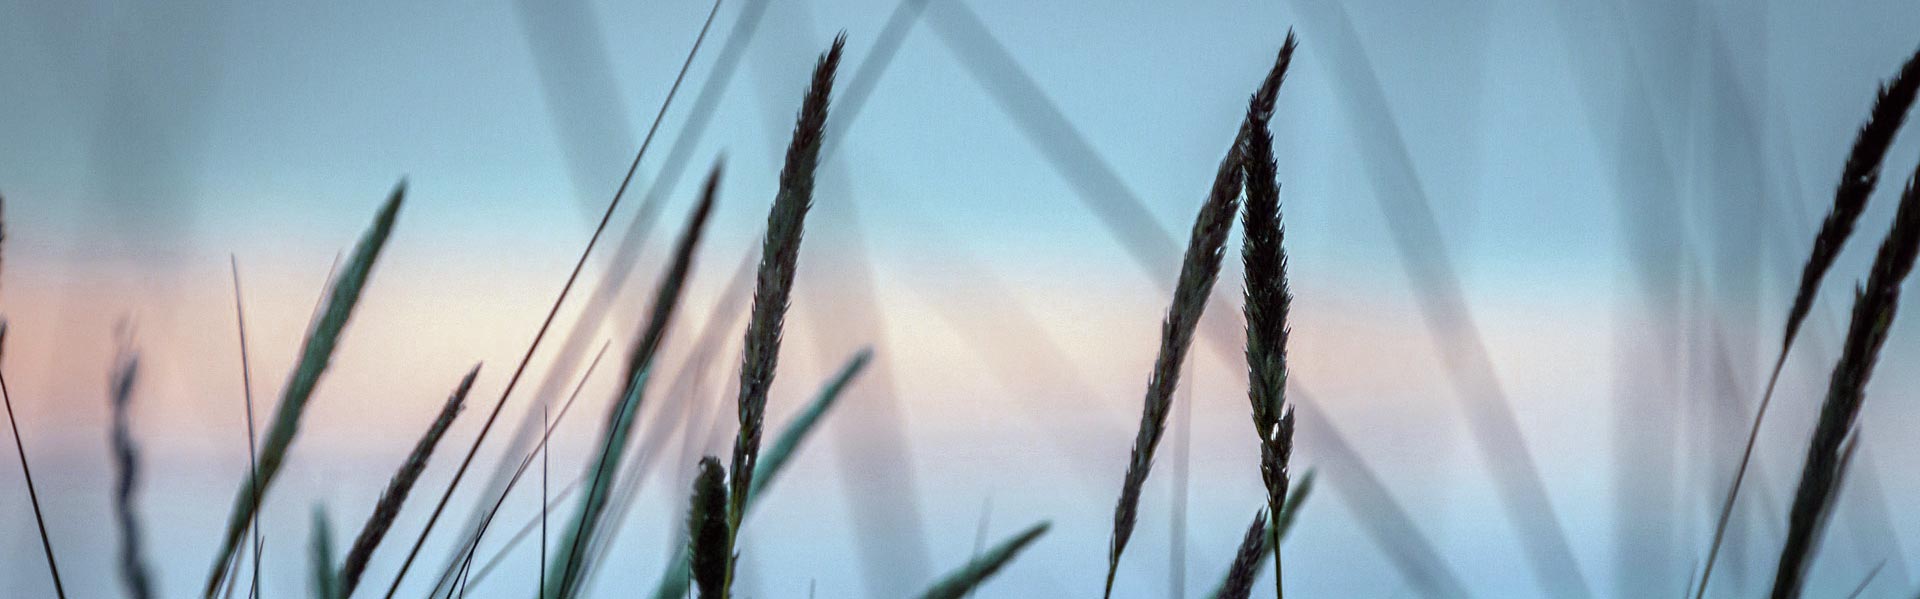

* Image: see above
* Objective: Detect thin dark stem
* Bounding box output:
[0,328,65,598]
[229,256,264,599]
[381,0,717,592]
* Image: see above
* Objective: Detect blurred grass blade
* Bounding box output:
[337,366,480,595]
[548,165,721,599]
[110,344,154,599]
[916,521,1050,599]
[650,348,870,599]
[312,507,338,599]
[205,183,404,597]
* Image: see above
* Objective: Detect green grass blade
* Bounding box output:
[915,521,1050,599]
[204,182,404,597]
[312,506,338,599]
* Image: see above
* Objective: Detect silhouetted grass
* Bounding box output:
[1699,45,1920,599]
[311,507,338,599]
[1217,510,1269,599]
[1769,159,1920,599]
[109,344,153,599]
[337,366,480,595]
[1105,74,1248,599]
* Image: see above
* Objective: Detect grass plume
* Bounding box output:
[721,33,845,598]
[1104,100,1246,599]
[336,365,480,595]
[1217,510,1269,599]
[204,183,404,596]
[1210,469,1316,599]
[917,521,1051,599]
[1238,35,1299,599]
[110,342,155,599]
[688,457,730,599]
[547,162,722,599]
[1698,46,1920,598]
[1769,159,1920,598]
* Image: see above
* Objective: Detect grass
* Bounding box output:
[1768,156,1920,598]
[336,365,480,595]
[916,521,1051,599]
[1216,510,1268,599]
[15,12,1920,599]
[1103,59,1250,599]
[204,183,404,597]
[720,34,845,599]
[1697,45,1920,598]
[1238,32,1299,599]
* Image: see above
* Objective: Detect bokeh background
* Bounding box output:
[4,0,1920,596]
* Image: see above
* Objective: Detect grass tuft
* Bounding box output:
[1237,35,1300,599]
[311,506,338,599]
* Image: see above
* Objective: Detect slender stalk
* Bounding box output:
[382,0,719,592]
[2,323,66,598]
[228,256,266,599]
[1698,46,1920,599]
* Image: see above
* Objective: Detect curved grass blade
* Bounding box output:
[337,365,481,595]
[204,183,405,597]
[916,521,1050,599]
